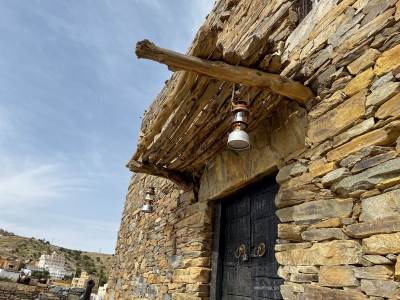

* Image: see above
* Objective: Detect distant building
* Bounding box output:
[0,269,20,281]
[71,272,99,293]
[0,258,20,271]
[38,252,66,279]
[94,283,107,300]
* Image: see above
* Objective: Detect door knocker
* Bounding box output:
[235,244,248,261]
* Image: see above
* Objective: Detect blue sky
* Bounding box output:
[0,0,214,254]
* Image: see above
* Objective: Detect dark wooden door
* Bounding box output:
[220,175,283,300]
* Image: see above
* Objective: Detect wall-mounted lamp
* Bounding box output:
[227,99,250,151]
[141,185,155,213]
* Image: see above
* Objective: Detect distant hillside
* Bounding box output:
[0,234,114,286]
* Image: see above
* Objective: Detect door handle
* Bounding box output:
[235,243,265,261]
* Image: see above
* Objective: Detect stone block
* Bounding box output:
[168,255,182,269]
[276,198,354,223]
[351,151,398,173]
[376,176,400,190]
[361,279,397,298]
[319,266,359,287]
[327,121,400,162]
[395,258,400,280]
[354,265,394,280]
[346,215,400,238]
[307,90,366,144]
[371,71,395,91]
[363,232,400,254]
[289,273,318,283]
[181,257,211,268]
[301,228,349,241]
[308,90,344,121]
[316,218,342,228]
[376,93,400,120]
[275,240,362,266]
[299,282,369,299]
[276,161,308,184]
[321,167,352,186]
[332,157,400,197]
[339,145,394,168]
[362,189,400,222]
[333,117,375,147]
[366,81,400,107]
[298,266,319,274]
[275,183,335,208]
[278,224,307,241]
[172,267,211,283]
[374,43,400,76]
[172,293,202,300]
[274,242,312,252]
[363,254,394,264]
[343,68,374,97]
[347,48,381,75]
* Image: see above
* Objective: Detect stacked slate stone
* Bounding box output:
[106,174,212,300]
[274,0,400,298]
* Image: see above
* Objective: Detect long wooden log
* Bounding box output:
[136,39,314,104]
[126,160,192,190]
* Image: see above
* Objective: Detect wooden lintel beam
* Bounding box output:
[126,159,192,190]
[136,39,315,104]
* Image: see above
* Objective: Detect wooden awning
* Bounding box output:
[127,0,314,189]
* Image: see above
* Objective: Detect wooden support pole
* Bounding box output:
[135,39,314,103]
[126,160,192,190]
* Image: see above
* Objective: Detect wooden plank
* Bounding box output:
[126,160,192,190]
[136,39,314,104]
[130,25,218,161]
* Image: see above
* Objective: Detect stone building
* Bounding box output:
[106,0,400,299]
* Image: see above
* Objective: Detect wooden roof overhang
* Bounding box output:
[127,0,314,189]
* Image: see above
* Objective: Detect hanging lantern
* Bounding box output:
[227,99,250,151]
[141,185,155,213]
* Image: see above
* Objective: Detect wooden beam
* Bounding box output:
[126,160,192,190]
[136,39,314,103]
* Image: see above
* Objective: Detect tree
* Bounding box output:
[75,268,82,278]
[96,257,100,262]
[18,262,26,271]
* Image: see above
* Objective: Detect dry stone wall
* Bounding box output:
[105,174,213,300]
[274,0,400,298]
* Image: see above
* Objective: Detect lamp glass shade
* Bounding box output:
[227,129,250,151]
[233,111,248,124]
[145,194,153,201]
[141,203,153,213]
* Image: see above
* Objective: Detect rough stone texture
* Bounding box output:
[353,265,394,280]
[361,279,397,298]
[374,43,400,76]
[106,174,213,300]
[276,161,308,184]
[346,215,400,238]
[199,102,307,202]
[327,121,400,162]
[347,48,381,75]
[276,198,354,222]
[365,81,400,107]
[275,183,335,208]
[333,117,375,147]
[275,240,362,266]
[343,68,374,96]
[275,243,312,254]
[332,157,400,197]
[278,224,307,242]
[376,176,400,190]
[308,90,344,121]
[319,266,359,287]
[321,167,351,186]
[351,151,398,173]
[301,228,349,241]
[297,283,368,300]
[375,93,400,120]
[307,90,366,144]
[363,254,394,265]
[362,189,400,222]
[363,232,400,254]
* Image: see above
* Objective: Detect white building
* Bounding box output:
[38,252,66,279]
[0,269,20,281]
[91,283,107,300]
